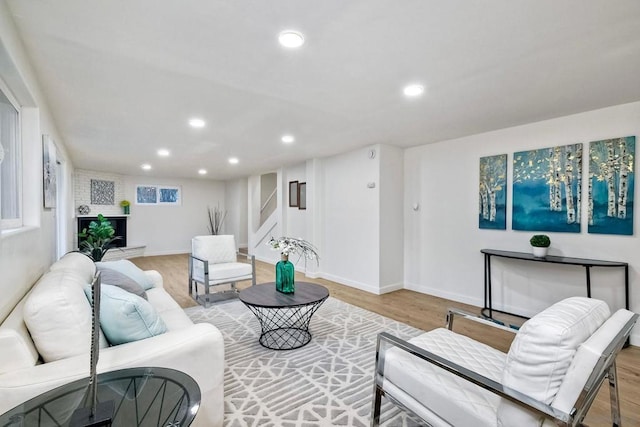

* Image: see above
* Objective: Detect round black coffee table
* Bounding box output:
[0,367,200,427]
[239,282,329,350]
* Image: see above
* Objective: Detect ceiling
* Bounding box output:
[6,0,640,180]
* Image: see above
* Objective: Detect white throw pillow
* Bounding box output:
[497,297,610,427]
[23,270,95,362]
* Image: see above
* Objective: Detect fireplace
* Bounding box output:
[77,216,127,248]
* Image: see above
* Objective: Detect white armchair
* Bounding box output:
[189,235,256,307]
[371,297,637,427]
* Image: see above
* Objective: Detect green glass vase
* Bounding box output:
[275,254,295,293]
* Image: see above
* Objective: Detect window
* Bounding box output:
[0,83,21,230]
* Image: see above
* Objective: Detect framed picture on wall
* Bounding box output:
[289,181,299,207]
[298,182,307,210]
[136,185,182,205]
[42,135,57,209]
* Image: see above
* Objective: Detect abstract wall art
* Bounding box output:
[512,144,583,232]
[479,154,507,230]
[588,136,635,235]
[90,179,115,205]
[136,185,181,205]
[42,135,57,209]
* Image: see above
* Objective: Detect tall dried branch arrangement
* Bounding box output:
[207,204,227,235]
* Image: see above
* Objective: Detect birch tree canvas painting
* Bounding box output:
[512,144,582,232]
[588,136,635,235]
[479,154,507,229]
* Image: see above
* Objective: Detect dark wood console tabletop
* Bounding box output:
[481,249,629,320]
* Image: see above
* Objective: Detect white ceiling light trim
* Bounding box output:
[281,135,295,144]
[189,118,206,128]
[278,30,305,48]
[157,149,170,157]
[141,163,152,170]
[403,84,425,97]
[228,157,239,165]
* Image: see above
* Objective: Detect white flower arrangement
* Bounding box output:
[267,236,319,264]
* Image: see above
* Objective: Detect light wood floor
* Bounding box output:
[131,254,640,427]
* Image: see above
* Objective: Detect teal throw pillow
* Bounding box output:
[84,284,167,345]
[96,260,154,290]
[98,268,147,300]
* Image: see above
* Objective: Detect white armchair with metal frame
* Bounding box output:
[189,235,256,307]
[371,297,637,427]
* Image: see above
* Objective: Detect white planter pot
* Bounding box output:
[532,246,548,258]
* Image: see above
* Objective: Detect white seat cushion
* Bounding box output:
[146,288,194,331]
[384,328,506,427]
[497,297,610,427]
[193,262,252,284]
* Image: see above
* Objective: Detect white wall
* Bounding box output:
[74,169,125,217]
[404,102,640,344]
[225,177,248,248]
[124,175,225,255]
[0,3,73,322]
[283,163,307,241]
[322,146,381,293]
[378,144,404,292]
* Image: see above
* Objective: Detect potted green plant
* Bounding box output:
[78,214,122,261]
[529,234,550,258]
[267,236,319,294]
[120,200,131,215]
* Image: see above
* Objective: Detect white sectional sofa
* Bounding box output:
[0,252,224,426]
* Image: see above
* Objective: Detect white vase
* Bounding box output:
[532,246,548,258]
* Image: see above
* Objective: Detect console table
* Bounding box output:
[481,249,629,320]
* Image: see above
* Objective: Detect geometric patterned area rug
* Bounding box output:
[185,297,425,426]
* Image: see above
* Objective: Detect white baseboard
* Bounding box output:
[379,281,404,294]
[320,272,382,295]
[404,282,484,309]
[143,249,189,257]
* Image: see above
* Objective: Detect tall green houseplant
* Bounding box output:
[78,214,121,261]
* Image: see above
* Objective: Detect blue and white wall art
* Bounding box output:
[479,154,507,230]
[512,144,582,232]
[588,136,635,235]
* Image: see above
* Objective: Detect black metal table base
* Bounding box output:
[244,301,326,350]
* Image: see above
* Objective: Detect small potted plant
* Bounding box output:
[120,200,130,215]
[78,214,122,261]
[530,234,550,258]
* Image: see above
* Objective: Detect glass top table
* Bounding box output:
[0,367,201,427]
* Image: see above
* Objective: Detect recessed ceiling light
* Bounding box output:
[403,84,425,97]
[198,169,207,175]
[157,149,170,157]
[228,157,239,165]
[141,163,152,170]
[281,135,295,144]
[189,118,205,128]
[278,31,305,48]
